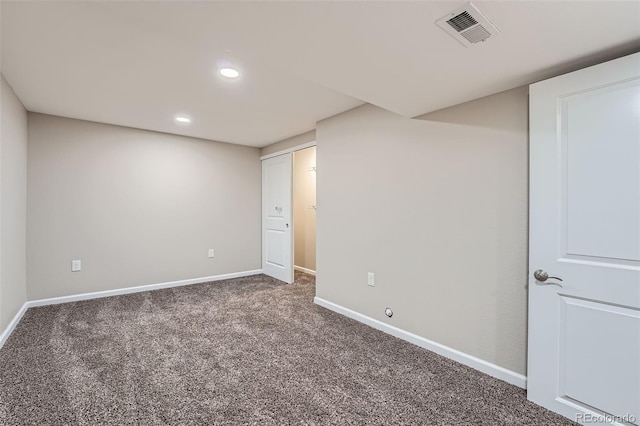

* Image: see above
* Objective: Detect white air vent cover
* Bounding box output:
[436,3,500,47]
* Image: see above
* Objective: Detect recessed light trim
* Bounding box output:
[219,67,240,79]
[175,116,191,124]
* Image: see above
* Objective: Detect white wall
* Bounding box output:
[294,147,316,272]
[27,114,261,300]
[316,87,529,375]
[0,74,28,331]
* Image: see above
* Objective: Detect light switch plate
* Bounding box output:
[71,260,82,272]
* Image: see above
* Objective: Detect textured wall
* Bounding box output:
[0,74,28,330]
[316,87,529,374]
[27,114,261,300]
[294,147,316,271]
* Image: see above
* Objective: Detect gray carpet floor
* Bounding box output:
[0,272,575,425]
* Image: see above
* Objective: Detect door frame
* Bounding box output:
[260,141,316,161]
[261,141,317,283]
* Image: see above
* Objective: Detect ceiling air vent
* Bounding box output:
[436,3,500,47]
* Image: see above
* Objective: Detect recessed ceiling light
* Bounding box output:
[175,116,191,124]
[219,67,240,79]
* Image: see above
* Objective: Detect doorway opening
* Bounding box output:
[293,147,316,276]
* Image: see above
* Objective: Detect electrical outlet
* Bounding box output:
[71,260,82,272]
[367,272,375,287]
[208,249,215,258]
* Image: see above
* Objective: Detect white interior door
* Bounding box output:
[528,52,640,424]
[262,154,293,284]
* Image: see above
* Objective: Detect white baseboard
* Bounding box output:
[0,269,263,349]
[26,269,263,308]
[294,265,316,276]
[314,297,527,389]
[0,303,29,349]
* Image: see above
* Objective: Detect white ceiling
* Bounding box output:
[2,1,639,147]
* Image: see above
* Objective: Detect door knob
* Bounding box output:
[533,269,562,282]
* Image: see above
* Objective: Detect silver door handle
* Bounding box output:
[533,269,562,282]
